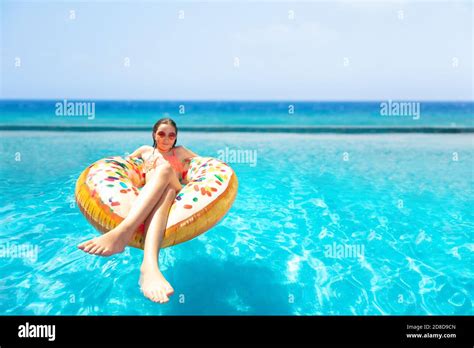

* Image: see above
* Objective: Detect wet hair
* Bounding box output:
[152,118,178,148]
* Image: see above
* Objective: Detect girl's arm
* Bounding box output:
[179,146,198,186]
[181,146,199,159]
[126,145,150,160]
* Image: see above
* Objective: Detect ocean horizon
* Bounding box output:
[1,100,472,131]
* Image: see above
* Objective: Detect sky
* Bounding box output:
[1,0,472,101]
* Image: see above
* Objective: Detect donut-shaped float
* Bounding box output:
[75,156,238,249]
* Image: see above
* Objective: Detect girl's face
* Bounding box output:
[155,124,177,153]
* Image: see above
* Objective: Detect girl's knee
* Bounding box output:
[155,162,173,177]
[165,186,176,200]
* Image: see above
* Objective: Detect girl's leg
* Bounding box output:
[78,162,175,256]
[139,185,176,303]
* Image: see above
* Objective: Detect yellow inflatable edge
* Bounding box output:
[75,166,239,249]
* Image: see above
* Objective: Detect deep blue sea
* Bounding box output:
[0,100,472,127]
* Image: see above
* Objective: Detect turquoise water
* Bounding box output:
[0,130,472,315]
[1,100,473,127]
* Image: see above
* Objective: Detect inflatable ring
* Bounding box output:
[75,156,238,249]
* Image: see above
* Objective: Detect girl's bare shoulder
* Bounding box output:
[140,145,154,155]
[128,145,154,159]
[175,145,198,159]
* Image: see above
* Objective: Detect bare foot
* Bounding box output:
[139,264,174,303]
[77,225,132,256]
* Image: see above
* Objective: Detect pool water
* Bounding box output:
[0,131,472,315]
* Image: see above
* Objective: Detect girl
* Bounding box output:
[78,118,198,303]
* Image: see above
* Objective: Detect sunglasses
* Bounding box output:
[157,131,176,140]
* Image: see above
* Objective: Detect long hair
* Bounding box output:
[152,118,178,148]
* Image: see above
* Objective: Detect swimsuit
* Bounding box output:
[164,147,188,181]
[144,147,188,182]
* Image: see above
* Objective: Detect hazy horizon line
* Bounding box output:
[1,98,473,103]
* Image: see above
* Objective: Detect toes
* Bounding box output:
[156,292,163,303]
[139,279,173,304]
[144,289,153,301]
[83,241,97,253]
[157,291,164,303]
[83,245,94,253]
[151,290,161,303]
[145,288,159,303]
[88,245,101,255]
[78,240,93,250]
[145,291,152,301]
[163,291,169,303]
[160,290,169,303]
[156,290,164,302]
[95,246,106,256]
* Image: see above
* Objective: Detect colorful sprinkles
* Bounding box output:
[82,155,234,248]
